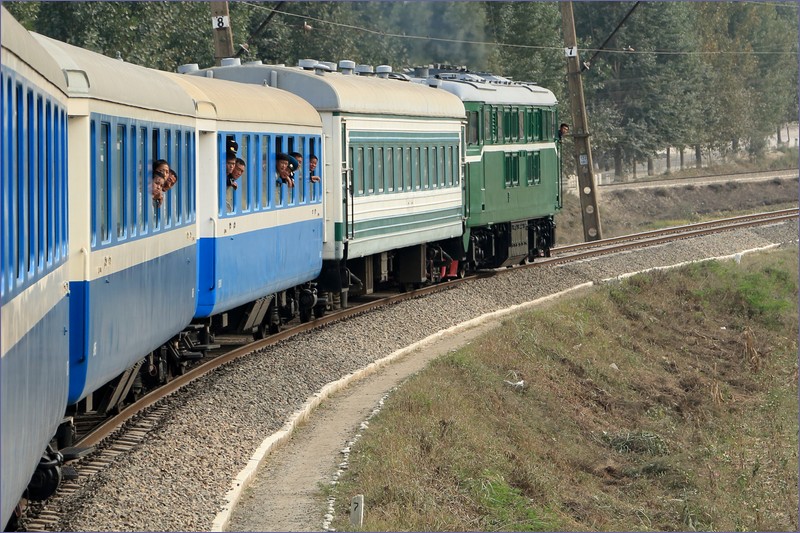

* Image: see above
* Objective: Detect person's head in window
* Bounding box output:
[226,154,236,177]
[276,152,296,187]
[558,123,570,141]
[228,157,246,189]
[308,154,320,182]
[152,159,170,204]
[290,151,303,172]
[164,169,178,190]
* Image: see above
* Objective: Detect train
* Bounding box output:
[0,7,562,529]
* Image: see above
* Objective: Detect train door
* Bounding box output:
[194,129,219,316]
[341,120,354,240]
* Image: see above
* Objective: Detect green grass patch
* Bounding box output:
[329,248,798,531]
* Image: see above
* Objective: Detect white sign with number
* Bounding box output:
[579,154,588,166]
[212,15,230,29]
[565,46,577,58]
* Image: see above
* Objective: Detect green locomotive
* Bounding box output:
[411,67,562,271]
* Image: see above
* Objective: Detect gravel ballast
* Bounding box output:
[44,222,797,532]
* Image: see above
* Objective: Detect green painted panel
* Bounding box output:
[352,206,462,239]
[464,148,561,228]
[349,131,460,143]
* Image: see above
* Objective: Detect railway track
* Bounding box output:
[597,168,797,190]
[17,208,798,532]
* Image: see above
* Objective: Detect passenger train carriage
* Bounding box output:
[184,59,467,300]
[1,10,71,529]
[33,34,201,409]
[162,71,325,335]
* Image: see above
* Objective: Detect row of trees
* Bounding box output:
[7,1,797,176]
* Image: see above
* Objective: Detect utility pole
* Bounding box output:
[559,1,602,241]
[210,1,235,65]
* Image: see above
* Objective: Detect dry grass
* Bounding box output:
[329,248,799,532]
[556,178,798,245]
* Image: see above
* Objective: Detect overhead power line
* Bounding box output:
[240,1,797,57]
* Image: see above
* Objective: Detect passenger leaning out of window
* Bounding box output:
[276,152,298,188]
[152,159,171,207]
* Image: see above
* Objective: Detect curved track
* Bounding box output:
[18,208,798,531]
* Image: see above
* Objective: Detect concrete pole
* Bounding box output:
[560,1,603,241]
[210,1,235,66]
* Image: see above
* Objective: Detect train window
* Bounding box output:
[375,147,384,193]
[483,108,491,145]
[445,146,453,187]
[4,78,13,287]
[173,130,181,224]
[151,129,161,230]
[98,122,110,243]
[365,147,375,195]
[437,146,445,188]
[16,83,24,279]
[240,135,250,212]
[353,146,366,195]
[37,95,45,269]
[496,109,503,144]
[309,137,319,202]
[164,129,173,228]
[27,89,35,274]
[467,111,479,145]
[137,127,146,234]
[114,125,125,239]
[260,136,267,208]
[385,147,394,192]
[42,100,57,264]
[518,110,525,141]
[413,147,421,190]
[527,151,541,185]
[397,146,405,191]
[429,146,437,189]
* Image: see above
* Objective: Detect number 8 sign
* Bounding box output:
[212,15,230,29]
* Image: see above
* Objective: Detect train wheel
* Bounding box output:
[299,307,312,323]
[254,321,267,340]
[313,304,326,319]
[27,449,63,501]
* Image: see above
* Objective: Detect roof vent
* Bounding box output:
[220,58,241,67]
[427,77,441,88]
[414,66,430,78]
[339,60,356,75]
[244,60,263,66]
[355,64,374,76]
[314,63,332,76]
[321,61,337,71]
[177,63,199,74]
[298,58,317,70]
[375,65,392,79]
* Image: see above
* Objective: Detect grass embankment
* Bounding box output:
[329,248,799,532]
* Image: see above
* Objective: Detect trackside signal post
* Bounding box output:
[211,1,234,65]
[560,1,603,241]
